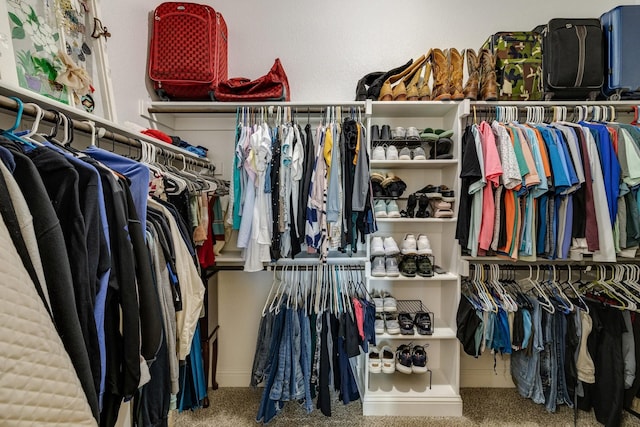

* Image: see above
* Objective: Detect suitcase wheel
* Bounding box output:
[156,88,170,102]
[209,91,216,101]
[608,90,622,101]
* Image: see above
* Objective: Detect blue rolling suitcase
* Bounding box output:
[601,5,640,100]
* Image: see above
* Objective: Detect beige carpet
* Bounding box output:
[175,387,640,426]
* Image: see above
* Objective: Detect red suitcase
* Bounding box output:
[148,2,227,101]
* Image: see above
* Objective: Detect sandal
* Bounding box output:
[414,311,433,335]
[398,312,415,335]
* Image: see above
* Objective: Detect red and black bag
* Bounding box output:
[148,2,228,101]
[213,58,290,102]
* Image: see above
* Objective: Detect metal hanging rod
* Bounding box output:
[0,94,213,169]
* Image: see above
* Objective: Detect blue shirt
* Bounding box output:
[85,146,150,236]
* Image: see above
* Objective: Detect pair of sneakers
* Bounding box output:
[374,199,400,218]
[372,145,399,161]
[371,236,399,256]
[371,290,397,313]
[369,344,397,374]
[398,311,434,335]
[374,312,400,335]
[398,146,427,161]
[398,254,434,278]
[395,343,430,374]
[400,234,432,255]
[371,256,400,277]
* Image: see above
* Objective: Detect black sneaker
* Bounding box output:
[399,255,417,277]
[411,344,429,374]
[416,255,434,277]
[398,312,415,335]
[414,311,433,335]
[395,344,413,374]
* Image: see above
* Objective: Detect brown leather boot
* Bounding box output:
[430,48,451,101]
[418,62,432,100]
[479,49,498,101]
[449,48,464,101]
[463,49,480,100]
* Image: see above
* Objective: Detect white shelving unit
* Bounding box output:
[363,100,466,417]
[145,99,468,417]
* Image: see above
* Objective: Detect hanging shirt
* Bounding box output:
[478,121,503,252]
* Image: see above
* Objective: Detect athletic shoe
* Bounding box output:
[401,234,418,255]
[417,234,433,255]
[383,236,400,256]
[370,236,385,256]
[372,145,386,160]
[396,344,413,374]
[386,145,399,160]
[398,146,412,160]
[413,146,427,160]
[374,314,385,334]
[386,200,401,218]
[374,199,388,218]
[385,256,400,277]
[411,344,429,374]
[382,292,398,312]
[385,313,400,334]
[371,256,386,277]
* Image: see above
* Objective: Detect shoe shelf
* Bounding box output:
[376,217,457,223]
[368,272,458,281]
[376,326,456,341]
[364,370,462,417]
[368,100,464,118]
[370,159,458,169]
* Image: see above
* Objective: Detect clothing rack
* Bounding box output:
[0,94,214,169]
[466,102,637,124]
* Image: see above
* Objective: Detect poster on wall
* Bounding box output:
[1,0,116,120]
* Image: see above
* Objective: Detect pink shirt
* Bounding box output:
[478,121,503,251]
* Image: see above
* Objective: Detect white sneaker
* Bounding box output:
[417,234,433,255]
[386,200,401,218]
[381,345,396,373]
[374,314,385,334]
[401,234,418,255]
[369,346,382,373]
[371,236,385,256]
[383,236,400,256]
[374,200,388,218]
[386,145,399,160]
[385,314,400,334]
[372,290,384,313]
[383,292,398,312]
[385,256,400,277]
[372,146,386,161]
[371,256,386,277]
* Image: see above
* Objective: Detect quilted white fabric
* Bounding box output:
[0,215,96,425]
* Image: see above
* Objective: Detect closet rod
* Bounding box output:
[467,263,640,272]
[0,94,213,169]
[468,104,635,114]
[267,257,368,268]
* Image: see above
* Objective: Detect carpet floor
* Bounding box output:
[175,387,640,426]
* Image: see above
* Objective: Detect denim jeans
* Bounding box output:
[541,310,558,412]
[270,308,293,401]
[289,308,305,401]
[256,308,286,424]
[298,309,313,413]
[555,311,573,407]
[251,311,274,387]
[511,299,545,404]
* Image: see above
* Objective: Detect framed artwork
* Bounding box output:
[0,0,116,121]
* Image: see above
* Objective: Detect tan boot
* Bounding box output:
[405,63,424,101]
[418,62,432,100]
[449,48,464,101]
[463,49,480,100]
[479,49,498,101]
[378,55,427,101]
[429,48,451,101]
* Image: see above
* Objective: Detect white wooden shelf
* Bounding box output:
[370,160,458,169]
[369,272,459,281]
[376,218,457,223]
[364,369,462,416]
[369,100,465,118]
[375,326,456,341]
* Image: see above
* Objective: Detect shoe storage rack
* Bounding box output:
[364,100,464,417]
[145,99,468,418]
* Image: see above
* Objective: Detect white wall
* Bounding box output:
[103,0,625,127]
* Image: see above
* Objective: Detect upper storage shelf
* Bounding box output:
[369,100,465,118]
